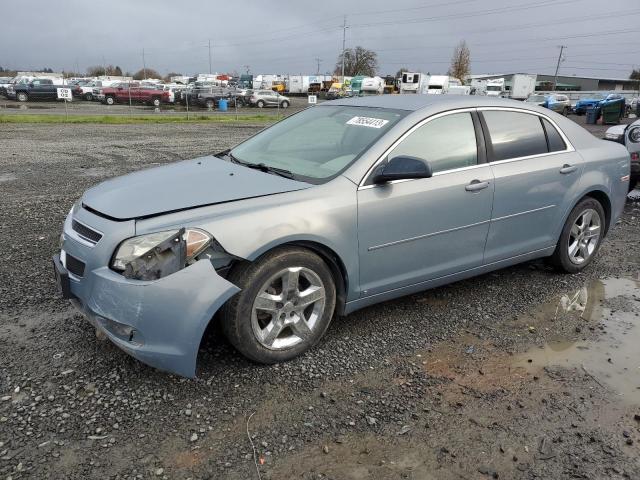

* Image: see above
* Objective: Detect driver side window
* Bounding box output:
[389,112,478,174]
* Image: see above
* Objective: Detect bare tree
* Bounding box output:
[395,67,410,78]
[334,46,378,77]
[86,65,122,77]
[630,69,640,80]
[133,68,161,80]
[448,40,471,82]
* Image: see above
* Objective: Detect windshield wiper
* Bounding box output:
[215,150,295,179]
[244,163,295,179]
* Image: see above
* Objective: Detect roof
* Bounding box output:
[323,94,534,112]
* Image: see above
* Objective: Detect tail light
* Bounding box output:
[631,152,639,162]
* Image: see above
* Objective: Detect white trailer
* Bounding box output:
[400,72,429,94]
[360,76,384,95]
[470,78,488,95]
[508,74,537,100]
[486,78,505,96]
[288,76,310,94]
[427,75,462,94]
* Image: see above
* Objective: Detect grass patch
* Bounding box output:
[0,114,279,125]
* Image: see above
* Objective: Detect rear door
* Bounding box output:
[480,108,583,263]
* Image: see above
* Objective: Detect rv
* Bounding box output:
[360,76,385,95]
[486,78,505,97]
[427,75,462,94]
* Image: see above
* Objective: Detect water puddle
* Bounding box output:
[514,277,640,403]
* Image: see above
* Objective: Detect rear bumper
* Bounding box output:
[59,206,240,377]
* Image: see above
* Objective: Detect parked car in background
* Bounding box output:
[7,78,78,102]
[97,82,170,106]
[574,93,624,115]
[0,76,14,97]
[54,95,629,377]
[249,90,290,108]
[526,93,571,115]
[604,118,640,191]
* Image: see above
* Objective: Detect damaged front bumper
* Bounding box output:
[57,206,240,377]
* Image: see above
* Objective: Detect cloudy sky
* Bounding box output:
[0,0,638,79]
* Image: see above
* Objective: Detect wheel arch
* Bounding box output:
[583,189,612,234]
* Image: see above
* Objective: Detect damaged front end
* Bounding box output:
[58,206,241,378]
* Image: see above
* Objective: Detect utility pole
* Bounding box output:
[341,15,347,80]
[315,57,322,75]
[553,45,566,91]
[102,55,106,77]
[142,48,147,80]
[244,65,250,75]
[208,39,212,74]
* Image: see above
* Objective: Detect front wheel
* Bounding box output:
[280,100,289,109]
[629,178,638,193]
[17,92,28,102]
[84,93,93,101]
[205,99,215,109]
[550,197,605,273]
[105,96,115,105]
[256,100,265,108]
[221,247,336,364]
[151,97,161,107]
[563,107,569,116]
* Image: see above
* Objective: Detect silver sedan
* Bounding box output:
[54,95,630,377]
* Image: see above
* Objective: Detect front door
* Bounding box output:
[480,109,584,263]
[357,111,495,297]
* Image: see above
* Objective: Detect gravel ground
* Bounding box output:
[0,116,639,480]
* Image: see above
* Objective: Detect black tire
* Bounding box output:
[17,92,28,102]
[257,100,265,108]
[105,96,115,105]
[84,92,93,101]
[563,107,569,116]
[205,99,215,109]
[629,178,638,193]
[221,247,336,364]
[550,197,606,273]
[280,100,290,109]
[151,97,161,107]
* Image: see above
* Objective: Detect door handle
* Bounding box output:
[559,164,578,174]
[465,180,490,192]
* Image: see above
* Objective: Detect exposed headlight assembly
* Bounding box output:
[629,127,640,143]
[111,228,212,280]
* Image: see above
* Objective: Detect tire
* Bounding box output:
[17,92,28,102]
[221,247,336,364]
[550,197,606,273]
[84,93,93,101]
[629,178,638,193]
[151,97,161,107]
[280,100,290,109]
[105,96,115,105]
[205,99,215,109]
[563,107,569,116]
[257,100,265,108]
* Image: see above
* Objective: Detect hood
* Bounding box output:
[82,156,311,220]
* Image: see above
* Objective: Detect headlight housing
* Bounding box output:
[111,228,212,280]
[629,127,640,143]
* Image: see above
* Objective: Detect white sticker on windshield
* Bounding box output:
[346,116,389,128]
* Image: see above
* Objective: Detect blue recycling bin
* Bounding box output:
[218,99,228,112]
[585,106,599,125]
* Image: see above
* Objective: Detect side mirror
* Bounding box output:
[372,156,433,184]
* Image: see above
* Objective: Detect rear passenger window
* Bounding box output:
[541,118,567,152]
[389,112,477,173]
[483,111,548,161]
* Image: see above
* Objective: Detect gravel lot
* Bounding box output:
[1,116,639,480]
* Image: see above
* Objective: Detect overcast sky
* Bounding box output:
[1,0,638,79]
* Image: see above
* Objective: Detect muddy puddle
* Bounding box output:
[514,277,640,403]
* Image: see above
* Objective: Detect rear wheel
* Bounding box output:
[205,98,215,109]
[629,178,638,193]
[550,197,605,273]
[221,247,336,364]
[151,97,161,107]
[84,92,93,101]
[17,92,28,102]
[257,100,265,108]
[563,106,569,116]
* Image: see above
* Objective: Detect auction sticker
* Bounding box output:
[346,116,389,128]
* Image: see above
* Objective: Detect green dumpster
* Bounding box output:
[601,98,625,125]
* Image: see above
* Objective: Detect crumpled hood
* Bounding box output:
[82,156,311,220]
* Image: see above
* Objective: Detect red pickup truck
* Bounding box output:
[98,83,170,106]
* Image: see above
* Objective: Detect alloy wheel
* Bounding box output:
[251,267,326,350]
[567,208,601,264]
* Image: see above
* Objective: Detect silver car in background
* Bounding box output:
[54,96,630,377]
[525,93,572,115]
[249,89,290,108]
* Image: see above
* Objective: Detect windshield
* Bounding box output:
[230,105,406,183]
[584,93,605,100]
[527,95,547,102]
